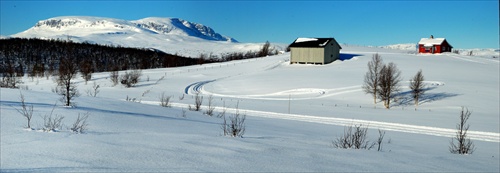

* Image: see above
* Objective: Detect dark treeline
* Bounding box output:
[0,38,205,78]
[0,38,277,88]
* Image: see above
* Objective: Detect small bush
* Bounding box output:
[189,92,203,111]
[332,124,375,150]
[159,92,172,107]
[120,70,141,88]
[204,94,215,116]
[42,113,64,132]
[70,112,89,133]
[85,82,100,97]
[222,101,246,137]
[110,71,119,86]
[376,129,386,151]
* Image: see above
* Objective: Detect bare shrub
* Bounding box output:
[155,75,165,84]
[467,50,474,56]
[13,92,33,129]
[204,94,215,116]
[222,101,246,137]
[110,70,119,86]
[217,101,227,118]
[376,129,386,151]
[42,105,64,132]
[159,92,172,107]
[409,69,425,106]
[332,124,375,150]
[189,92,203,111]
[125,95,140,103]
[377,62,402,109]
[449,107,475,154]
[179,94,185,101]
[85,82,100,97]
[70,112,89,133]
[181,108,187,118]
[363,53,383,104]
[120,69,141,88]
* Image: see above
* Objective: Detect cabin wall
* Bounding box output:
[290,47,325,64]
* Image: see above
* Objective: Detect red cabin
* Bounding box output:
[418,35,453,54]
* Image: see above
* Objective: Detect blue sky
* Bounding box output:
[1,0,498,48]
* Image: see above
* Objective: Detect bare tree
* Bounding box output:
[80,59,93,85]
[449,107,475,154]
[363,53,383,104]
[409,69,425,106]
[13,92,33,129]
[57,56,80,107]
[258,41,272,57]
[1,59,22,88]
[377,62,402,109]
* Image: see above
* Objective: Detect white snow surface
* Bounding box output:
[418,38,446,45]
[10,16,287,58]
[1,45,499,172]
[294,37,318,43]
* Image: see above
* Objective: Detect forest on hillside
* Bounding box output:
[0,38,275,88]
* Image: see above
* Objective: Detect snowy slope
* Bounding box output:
[1,45,499,172]
[11,16,285,57]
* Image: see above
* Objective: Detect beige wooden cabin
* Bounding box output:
[289,38,342,65]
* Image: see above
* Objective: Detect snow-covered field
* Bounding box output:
[1,45,499,172]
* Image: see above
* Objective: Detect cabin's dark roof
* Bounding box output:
[289,37,341,49]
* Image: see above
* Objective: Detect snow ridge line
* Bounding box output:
[445,54,490,64]
[141,101,500,143]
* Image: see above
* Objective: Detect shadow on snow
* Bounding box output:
[338,53,362,61]
[393,87,460,107]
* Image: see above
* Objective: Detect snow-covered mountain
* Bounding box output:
[11,16,280,57]
[15,16,236,42]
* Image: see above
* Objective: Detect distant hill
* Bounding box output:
[10,16,283,57]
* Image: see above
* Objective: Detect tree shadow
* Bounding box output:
[393,87,460,107]
[339,53,362,61]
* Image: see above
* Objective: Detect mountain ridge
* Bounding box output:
[9,16,275,57]
[16,16,237,42]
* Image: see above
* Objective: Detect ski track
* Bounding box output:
[445,54,498,64]
[140,101,499,143]
[177,54,500,142]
